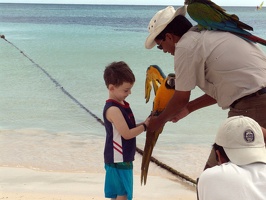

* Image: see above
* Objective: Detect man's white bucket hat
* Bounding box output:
[145,6,187,49]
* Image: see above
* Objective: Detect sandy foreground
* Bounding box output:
[0,166,197,200]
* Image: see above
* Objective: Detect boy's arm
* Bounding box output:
[106,106,146,140]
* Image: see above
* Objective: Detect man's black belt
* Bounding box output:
[231,87,266,108]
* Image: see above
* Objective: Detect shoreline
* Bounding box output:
[0,167,197,200]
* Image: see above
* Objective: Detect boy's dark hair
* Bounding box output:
[213,143,230,162]
[156,15,192,40]
[103,61,135,88]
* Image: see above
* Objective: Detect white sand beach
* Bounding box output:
[0,157,197,200]
[0,129,201,200]
[0,128,203,200]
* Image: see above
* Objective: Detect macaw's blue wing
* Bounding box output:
[185,0,253,33]
[141,65,175,185]
[184,0,266,46]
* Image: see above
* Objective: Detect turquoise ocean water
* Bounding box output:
[1,3,266,180]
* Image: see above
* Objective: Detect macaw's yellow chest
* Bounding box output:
[153,80,175,112]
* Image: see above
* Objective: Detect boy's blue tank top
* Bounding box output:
[103,99,136,164]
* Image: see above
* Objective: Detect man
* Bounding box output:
[197,116,266,200]
[145,6,266,168]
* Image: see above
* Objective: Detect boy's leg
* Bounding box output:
[117,164,133,200]
[116,195,127,200]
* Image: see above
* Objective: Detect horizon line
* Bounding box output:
[0,2,258,7]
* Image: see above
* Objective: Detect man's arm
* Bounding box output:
[172,93,217,122]
[187,93,217,113]
[148,91,217,132]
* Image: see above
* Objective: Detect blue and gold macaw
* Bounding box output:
[184,0,266,46]
[141,65,175,185]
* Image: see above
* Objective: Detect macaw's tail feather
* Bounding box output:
[141,125,163,185]
[141,110,163,185]
[235,33,266,46]
[140,135,154,185]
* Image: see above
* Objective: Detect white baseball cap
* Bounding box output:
[145,6,187,49]
[215,116,266,165]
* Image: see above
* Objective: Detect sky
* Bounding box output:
[0,0,261,7]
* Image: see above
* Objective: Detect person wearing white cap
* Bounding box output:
[197,116,266,200]
[145,6,266,168]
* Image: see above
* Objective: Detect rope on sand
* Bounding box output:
[136,148,197,185]
[1,35,197,186]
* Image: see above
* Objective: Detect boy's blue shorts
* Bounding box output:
[104,162,133,200]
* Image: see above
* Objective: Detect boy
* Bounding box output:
[103,61,149,200]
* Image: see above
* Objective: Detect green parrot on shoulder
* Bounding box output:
[184,0,266,46]
[141,65,175,185]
